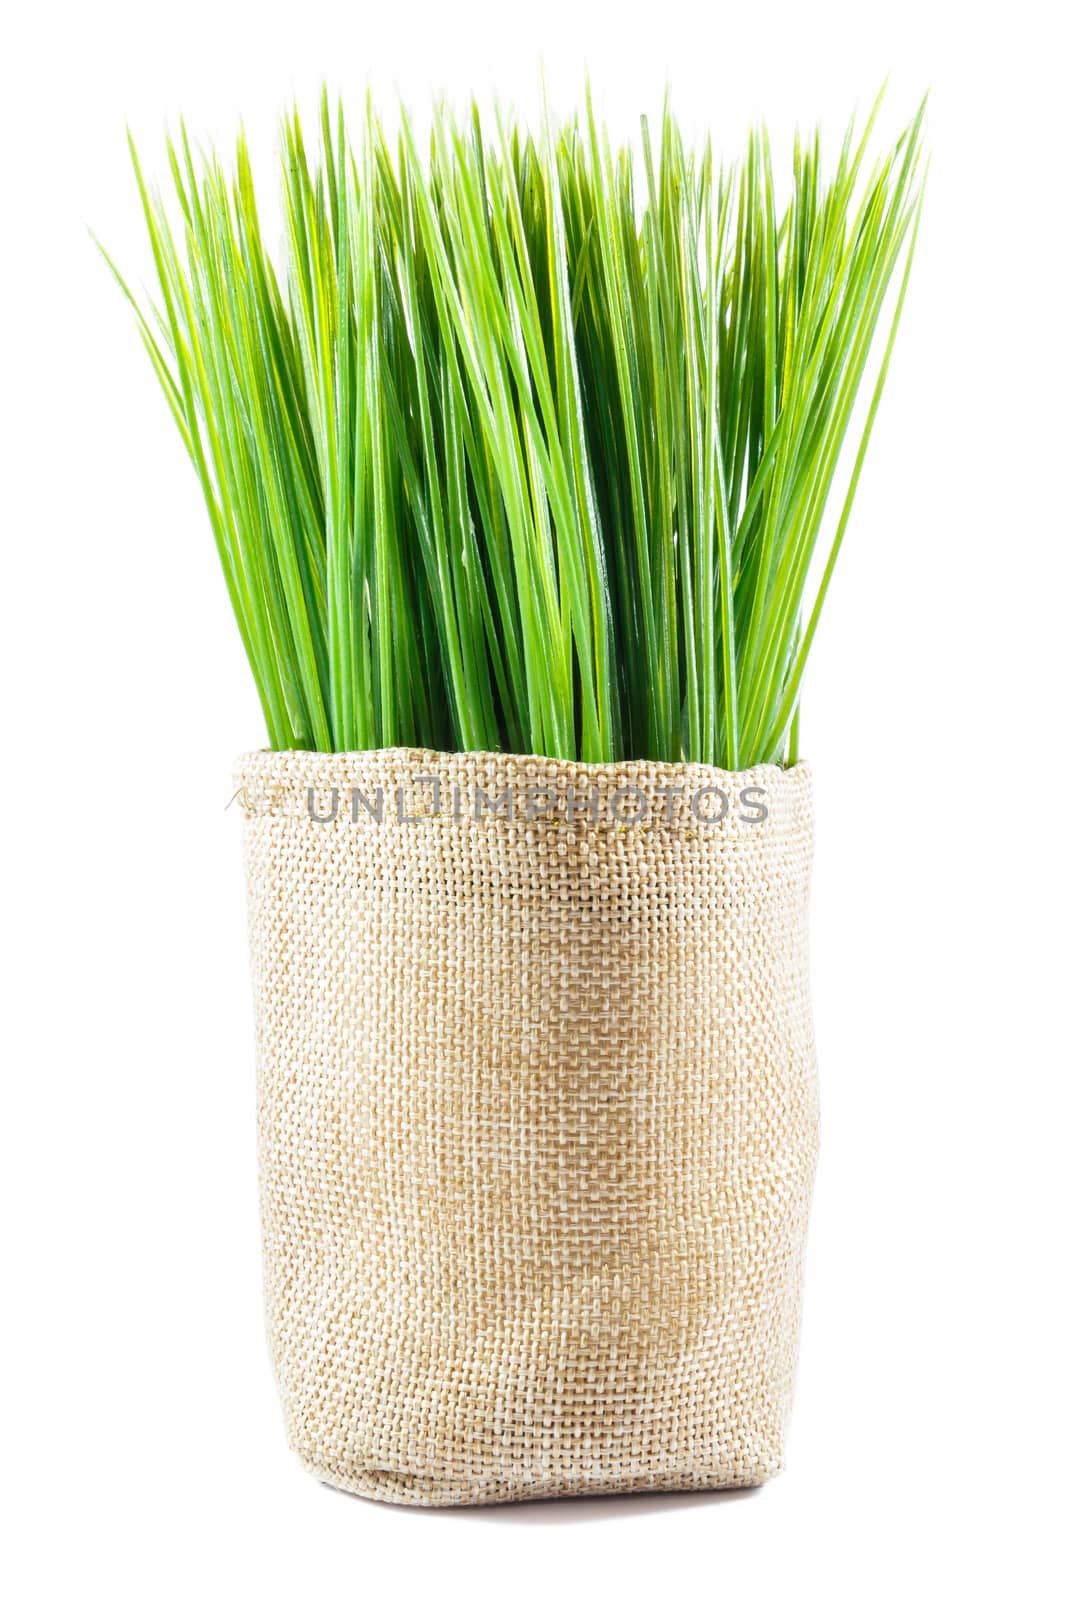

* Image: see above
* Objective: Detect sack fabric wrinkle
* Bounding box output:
[236,748,818,1507]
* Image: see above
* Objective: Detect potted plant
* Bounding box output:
[105,88,924,1505]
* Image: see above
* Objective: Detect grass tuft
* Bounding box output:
[104,87,925,765]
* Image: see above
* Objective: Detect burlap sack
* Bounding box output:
[235,748,818,1506]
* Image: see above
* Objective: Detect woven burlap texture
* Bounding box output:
[236,748,818,1506]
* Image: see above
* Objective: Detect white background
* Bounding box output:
[2,2,1064,1595]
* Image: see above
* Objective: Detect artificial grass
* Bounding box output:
[104,87,925,765]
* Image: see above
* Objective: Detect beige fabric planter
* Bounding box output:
[235,748,818,1506]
